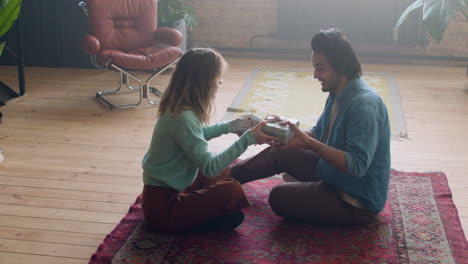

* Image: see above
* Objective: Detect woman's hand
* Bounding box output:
[251,121,279,145]
[229,115,260,137]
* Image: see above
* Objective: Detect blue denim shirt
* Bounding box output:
[311,78,391,212]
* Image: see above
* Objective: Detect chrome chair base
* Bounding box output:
[96,57,180,110]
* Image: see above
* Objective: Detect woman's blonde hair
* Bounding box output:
[157,48,227,124]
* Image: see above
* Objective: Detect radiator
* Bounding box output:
[277,0,424,45]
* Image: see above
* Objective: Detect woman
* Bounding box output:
[141,48,277,233]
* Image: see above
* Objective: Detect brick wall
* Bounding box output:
[187,0,276,48]
[187,0,468,58]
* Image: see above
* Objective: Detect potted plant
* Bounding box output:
[393,0,468,43]
[0,0,24,107]
[158,0,198,52]
[0,0,23,55]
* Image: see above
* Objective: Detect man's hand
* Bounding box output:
[251,121,280,145]
[276,121,312,149]
[278,121,348,173]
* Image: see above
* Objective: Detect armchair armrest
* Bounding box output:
[154,27,183,47]
[82,34,101,55]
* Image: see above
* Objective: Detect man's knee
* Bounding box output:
[277,148,318,163]
[268,185,280,205]
[268,185,286,216]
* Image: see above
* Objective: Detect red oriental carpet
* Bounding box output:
[88,170,468,264]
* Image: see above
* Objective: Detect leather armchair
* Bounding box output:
[81,0,183,109]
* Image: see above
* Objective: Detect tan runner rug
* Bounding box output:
[224,68,407,138]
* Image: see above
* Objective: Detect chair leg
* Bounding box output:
[95,56,181,109]
[143,57,181,105]
[124,75,162,97]
[96,65,143,109]
[123,75,144,91]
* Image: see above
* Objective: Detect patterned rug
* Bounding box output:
[89,170,468,264]
[224,68,407,138]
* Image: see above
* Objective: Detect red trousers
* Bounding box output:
[141,171,249,233]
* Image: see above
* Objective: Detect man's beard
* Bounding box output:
[320,78,338,93]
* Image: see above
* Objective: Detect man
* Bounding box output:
[230,28,391,225]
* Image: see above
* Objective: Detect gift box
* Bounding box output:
[262,117,300,144]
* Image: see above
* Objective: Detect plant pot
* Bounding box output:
[172,19,187,52]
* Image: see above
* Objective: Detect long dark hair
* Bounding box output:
[311,28,362,80]
[157,48,227,124]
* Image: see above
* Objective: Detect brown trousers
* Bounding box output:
[141,170,249,233]
[230,146,377,225]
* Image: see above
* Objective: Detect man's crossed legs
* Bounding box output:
[230,146,376,225]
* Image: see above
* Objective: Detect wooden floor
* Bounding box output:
[0,56,467,263]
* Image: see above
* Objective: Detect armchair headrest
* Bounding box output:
[87,0,158,52]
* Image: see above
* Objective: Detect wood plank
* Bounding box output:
[0,168,141,185]
[452,189,468,207]
[390,156,467,168]
[1,145,147,169]
[0,215,114,235]
[1,99,161,121]
[1,140,147,161]
[0,194,129,214]
[395,134,468,143]
[0,127,151,148]
[2,116,153,136]
[0,185,137,204]
[0,252,85,264]
[0,159,141,178]
[0,226,102,247]
[0,238,96,259]
[391,140,468,151]
[0,160,140,178]
[0,204,123,223]
[0,176,141,195]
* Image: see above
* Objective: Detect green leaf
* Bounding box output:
[461,0,468,19]
[0,41,5,56]
[1,0,12,9]
[184,6,197,28]
[422,0,464,43]
[0,0,22,38]
[157,0,197,30]
[394,0,466,43]
[393,0,425,42]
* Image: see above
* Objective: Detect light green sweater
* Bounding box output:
[142,110,256,191]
